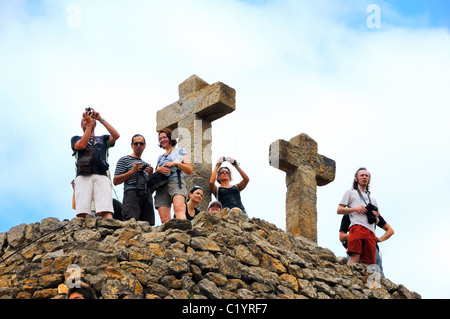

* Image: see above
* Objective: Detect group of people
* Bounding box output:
[71,109,394,275]
[71,109,249,227]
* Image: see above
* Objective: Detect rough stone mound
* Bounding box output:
[0,209,420,299]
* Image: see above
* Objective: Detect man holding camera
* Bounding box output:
[113,134,155,225]
[71,108,120,219]
[337,168,380,265]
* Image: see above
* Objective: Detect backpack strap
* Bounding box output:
[356,188,372,205]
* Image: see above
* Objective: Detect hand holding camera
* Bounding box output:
[132,162,151,174]
[85,107,102,122]
[85,107,93,116]
[131,162,142,174]
[355,206,367,214]
[140,162,153,174]
[83,107,95,125]
[365,203,379,224]
[222,156,240,166]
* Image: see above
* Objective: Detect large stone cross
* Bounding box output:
[156,75,236,211]
[269,133,336,243]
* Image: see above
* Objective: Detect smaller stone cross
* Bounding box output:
[269,133,336,243]
[156,75,236,212]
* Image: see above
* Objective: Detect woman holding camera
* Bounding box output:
[209,157,249,214]
[154,128,192,223]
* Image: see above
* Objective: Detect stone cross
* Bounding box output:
[269,133,336,243]
[156,75,236,212]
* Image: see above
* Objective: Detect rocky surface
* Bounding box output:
[0,208,420,299]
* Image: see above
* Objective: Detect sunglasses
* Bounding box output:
[190,185,203,193]
[218,170,230,175]
[133,142,145,146]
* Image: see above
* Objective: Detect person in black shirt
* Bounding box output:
[209,157,249,214]
[71,108,120,219]
[179,185,204,221]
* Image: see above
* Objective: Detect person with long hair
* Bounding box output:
[154,128,192,223]
[209,157,249,214]
[337,167,380,266]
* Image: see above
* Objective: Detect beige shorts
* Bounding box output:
[75,174,114,216]
[154,178,187,208]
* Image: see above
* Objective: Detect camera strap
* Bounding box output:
[356,188,372,205]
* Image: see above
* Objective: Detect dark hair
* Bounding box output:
[131,134,146,145]
[67,282,97,299]
[190,185,203,194]
[353,167,371,193]
[187,185,203,203]
[158,128,177,148]
[216,166,232,183]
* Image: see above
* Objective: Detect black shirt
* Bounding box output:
[217,185,246,213]
[174,203,200,221]
[71,135,113,176]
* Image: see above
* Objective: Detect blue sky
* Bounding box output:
[388,0,450,28]
[1,0,449,298]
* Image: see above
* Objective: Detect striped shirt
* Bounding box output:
[114,155,149,192]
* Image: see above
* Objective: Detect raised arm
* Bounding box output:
[233,161,249,192]
[73,112,94,151]
[209,158,223,196]
[92,109,120,145]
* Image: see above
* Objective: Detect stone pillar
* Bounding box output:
[156,75,236,211]
[269,133,336,242]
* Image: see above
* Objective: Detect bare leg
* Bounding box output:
[158,206,171,223]
[348,253,360,265]
[173,195,187,219]
[98,212,113,219]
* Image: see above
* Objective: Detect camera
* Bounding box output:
[365,203,378,224]
[85,107,93,116]
[223,156,239,165]
[141,163,149,171]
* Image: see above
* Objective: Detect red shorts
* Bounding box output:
[347,224,377,264]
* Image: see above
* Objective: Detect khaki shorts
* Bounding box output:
[154,178,187,208]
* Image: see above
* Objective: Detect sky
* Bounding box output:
[0,0,449,299]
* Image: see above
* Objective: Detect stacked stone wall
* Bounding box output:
[0,209,420,299]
